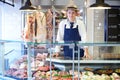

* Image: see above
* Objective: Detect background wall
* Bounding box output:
[0,0,23,67]
[86,0,120,59]
[0,7,1,39]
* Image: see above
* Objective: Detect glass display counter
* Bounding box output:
[0,40,120,80]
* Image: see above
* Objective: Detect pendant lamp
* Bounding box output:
[89,0,111,9]
[19,0,36,11]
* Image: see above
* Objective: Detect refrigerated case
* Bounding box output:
[0,40,120,80]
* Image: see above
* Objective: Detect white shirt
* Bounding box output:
[55,18,87,52]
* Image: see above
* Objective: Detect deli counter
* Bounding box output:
[0,40,120,80]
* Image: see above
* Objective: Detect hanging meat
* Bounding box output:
[34,11,47,43]
[22,10,47,43]
[46,9,53,42]
[22,14,35,42]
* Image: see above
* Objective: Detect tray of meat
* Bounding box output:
[94,68,113,75]
[5,68,28,80]
[114,68,120,75]
[5,75,27,80]
[100,53,120,60]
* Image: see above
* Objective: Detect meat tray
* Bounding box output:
[5,75,27,80]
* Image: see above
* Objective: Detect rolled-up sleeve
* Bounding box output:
[55,21,64,52]
[77,20,88,48]
[78,20,87,42]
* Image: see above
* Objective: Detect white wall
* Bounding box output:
[0,7,2,39]
[86,0,120,59]
[1,1,22,40]
[0,0,23,65]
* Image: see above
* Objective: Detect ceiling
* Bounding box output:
[27,0,120,10]
[30,0,85,10]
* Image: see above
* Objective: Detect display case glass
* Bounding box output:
[0,40,120,80]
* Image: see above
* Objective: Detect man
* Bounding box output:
[54,5,92,59]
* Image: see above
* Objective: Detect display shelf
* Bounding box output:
[77,42,120,46]
[0,75,16,80]
[0,39,120,45]
[46,58,120,64]
[0,75,27,80]
[0,40,120,80]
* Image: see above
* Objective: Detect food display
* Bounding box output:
[94,69,113,75]
[101,53,120,60]
[115,68,120,75]
[37,64,55,72]
[5,52,49,79]
[32,70,120,80]
[5,51,120,80]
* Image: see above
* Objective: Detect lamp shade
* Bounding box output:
[89,0,111,9]
[20,0,36,11]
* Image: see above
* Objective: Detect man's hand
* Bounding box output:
[52,52,60,57]
[84,48,92,59]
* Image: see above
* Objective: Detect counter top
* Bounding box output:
[46,57,120,64]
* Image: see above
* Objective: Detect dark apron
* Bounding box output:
[63,23,84,59]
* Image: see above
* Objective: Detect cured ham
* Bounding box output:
[22,14,35,42]
[46,9,53,42]
[22,10,47,43]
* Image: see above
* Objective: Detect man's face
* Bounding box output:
[67,9,77,21]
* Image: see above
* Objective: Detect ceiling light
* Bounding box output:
[19,0,36,11]
[89,0,111,9]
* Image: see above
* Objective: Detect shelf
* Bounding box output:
[0,75,16,80]
[0,40,120,46]
[46,58,120,64]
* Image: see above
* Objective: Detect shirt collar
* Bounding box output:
[66,18,77,24]
[66,18,78,28]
